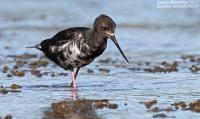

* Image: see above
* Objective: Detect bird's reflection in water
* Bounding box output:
[43,90,118,119]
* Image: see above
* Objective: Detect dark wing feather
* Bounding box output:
[40,27,90,50]
[51,27,90,44]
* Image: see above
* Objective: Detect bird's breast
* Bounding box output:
[78,39,107,60]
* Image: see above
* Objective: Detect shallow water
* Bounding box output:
[0,0,200,119]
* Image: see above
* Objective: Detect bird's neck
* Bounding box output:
[87,31,107,54]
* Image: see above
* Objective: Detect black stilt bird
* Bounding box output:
[27,14,129,90]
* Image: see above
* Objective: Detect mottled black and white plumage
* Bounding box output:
[28,14,129,90]
[39,27,107,70]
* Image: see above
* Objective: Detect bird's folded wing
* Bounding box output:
[51,27,90,44]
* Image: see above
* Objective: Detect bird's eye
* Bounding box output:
[101,26,109,31]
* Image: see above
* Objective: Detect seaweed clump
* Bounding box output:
[0,84,22,94]
[140,99,157,108]
[0,114,12,119]
[140,99,200,118]
[144,61,178,73]
[0,86,9,94]
[188,100,200,112]
[43,99,118,119]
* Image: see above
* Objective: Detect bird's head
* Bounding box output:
[93,14,129,63]
[93,14,116,36]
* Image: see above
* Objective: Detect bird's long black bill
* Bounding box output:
[111,36,129,63]
[26,44,42,50]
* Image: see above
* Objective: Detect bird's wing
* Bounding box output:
[39,27,91,67]
[40,27,91,49]
[51,27,91,45]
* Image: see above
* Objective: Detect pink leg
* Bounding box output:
[71,71,76,90]
[72,89,76,101]
[70,67,80,87]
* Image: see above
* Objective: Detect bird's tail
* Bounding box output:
[26,44,42,50]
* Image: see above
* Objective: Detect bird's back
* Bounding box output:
[42,27,90,46]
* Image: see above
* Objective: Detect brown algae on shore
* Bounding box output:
[144,61,178,73]
[152,113,168,118]
[140,99,200,118]
[98,58,116,64]
[30,69,43,77]
[43,99,118,118]
[2,53,200,79]
[10,84,22,89]
[2,54,200,118]
[181,55,200,63]
[188,100,200,112]
[9,84,22,92]
[2,65,9,73]
[0,114,12,119]
[189,65,200,73]
[0,87,9,94]
[171,101,187,110]
[7,53,37,59]
[29,60,49,68]
[10,70,25,77]
[87,69,95,74]
[99,68,110,74]
[140,99,157,108]
[0,84,22,94]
